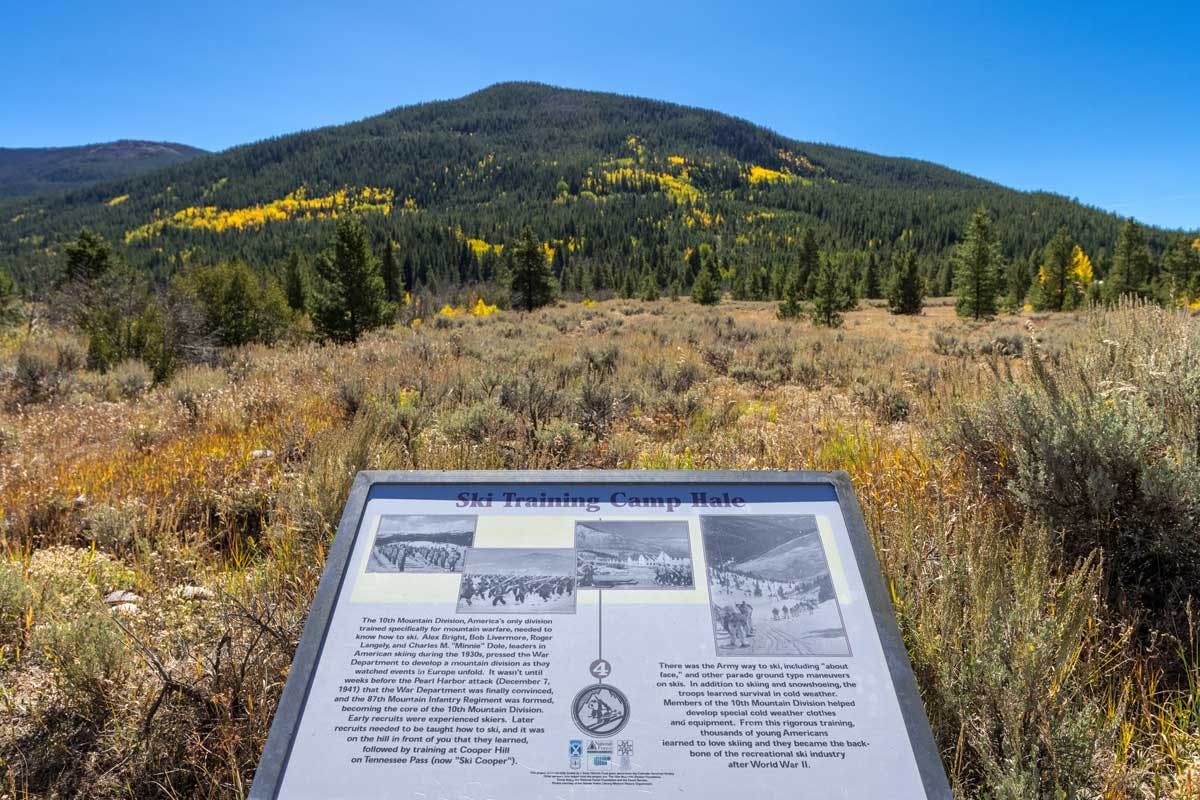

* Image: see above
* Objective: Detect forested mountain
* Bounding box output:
[0,83,1189,293]
[0,140,207,198]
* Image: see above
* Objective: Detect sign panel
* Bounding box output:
[251,471,951,799]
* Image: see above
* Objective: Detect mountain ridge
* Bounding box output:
[0,140,208,198]
[1,83,1189,291]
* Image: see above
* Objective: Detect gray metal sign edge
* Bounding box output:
[248,470,953,800]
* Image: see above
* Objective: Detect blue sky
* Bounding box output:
[3,0,1196,229]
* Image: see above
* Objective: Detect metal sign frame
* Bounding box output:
[249,470,952,799]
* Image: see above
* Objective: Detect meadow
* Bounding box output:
[1,297,1198,799]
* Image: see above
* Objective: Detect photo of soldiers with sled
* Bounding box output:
[456,548,576,614]
[702,515,851,656]
[366,515,475,573]
[575,520,694,590]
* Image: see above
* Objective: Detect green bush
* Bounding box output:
[947,302,1200,614]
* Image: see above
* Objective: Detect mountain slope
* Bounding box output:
[0,83,1185,290]
[0,140,207,197]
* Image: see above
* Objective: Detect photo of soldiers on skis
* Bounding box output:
[366,514,476,574]
[702,514,851,656]
[456,548,577,614]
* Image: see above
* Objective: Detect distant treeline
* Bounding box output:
[0,83,1191,298]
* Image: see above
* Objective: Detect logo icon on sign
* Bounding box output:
[571,684,630,737]
[617,740,633,770]
[569,739,583,769]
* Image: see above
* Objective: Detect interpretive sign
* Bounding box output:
[250,471,951,799]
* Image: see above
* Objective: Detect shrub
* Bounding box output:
[852,380,911,423]
[441,400,516,445]
[13,345,60,403]
[0,560,32,659]
[946,307,1200,614]
[902,522,1111,799]
[109,358,153,399]
[171,365,229,420]
[34,610,133,711]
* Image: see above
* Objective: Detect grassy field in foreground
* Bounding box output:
[1,298,1198,799]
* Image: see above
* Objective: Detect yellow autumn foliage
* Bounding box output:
[439,304,463,318]
[667,155,686,165]
[747,165,794,184]
[593,167,700,204]
[124,186,394,243]
[107,194,130,207]
[471,298,498,317]
[1069,245,1094,287]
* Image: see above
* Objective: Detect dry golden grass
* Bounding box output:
[0,298,1196,798]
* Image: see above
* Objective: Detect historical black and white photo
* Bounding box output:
[575,520,694,589]
[366,514,476,573]
[702,515,850,656]
[457,548,576,613]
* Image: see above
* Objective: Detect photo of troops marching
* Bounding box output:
[458,574,574,607]
[456,548,577,614]
[366,514,475,574]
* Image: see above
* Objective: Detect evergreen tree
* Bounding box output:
[0,268,21,329]
[887,249,924,315]
[283,248,308,311]
[1002,255,1030,311]
[691,261,720,305]
[638,271,659,301]
[860,253,882,299]
[811,258,848,327]
[668,279,681,301]
[1161,235,1200,302]
[311,217,389,343]
[1105,218,1152,301]
[62,228,114,284]
[381,239,404,303]
[1030,227,1075,311]
[952,208,1001,319]
[619,270,635,299]
[796,229,820,298]
[508,226,556,311]
[777,269,804,319]
[686,247,702,281]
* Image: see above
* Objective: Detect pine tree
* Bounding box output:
[1002,256,1029,312]
[638,271,659,301]
[62,228,114,284]
[381,239,404,303]
[311,217,388,343]
[283,248,308,311]
[952,208,1001,319]
[0,268,21,329]
[1031,227,1074,311]
[508,226,556,311]
[811,258,847,327]
[796,229,820,298]
[691,261,720,305]
[1105,218,1151,301]
[777,269,803,319]
[887,249,924,314]
[1161,235,1200,302]
[860,253,882,299]
[619,270,635,299]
